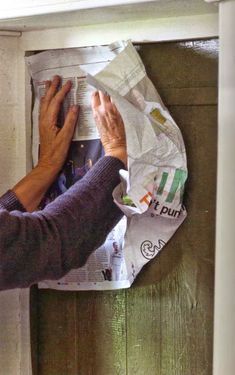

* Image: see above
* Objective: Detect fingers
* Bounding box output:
[91,91,101,109]
[49,80,72,121]
[45,80,51,93]
[99,91,110,106]
[91,90,121,128]
[110,98,118,114]
[60,105,79,141]
[39,80,51,110]
[53,80,72,106]
[43,75,61,105]
[91,90,112,108]
[42,76,72,111]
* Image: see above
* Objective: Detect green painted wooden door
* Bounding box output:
[31,39,218,375]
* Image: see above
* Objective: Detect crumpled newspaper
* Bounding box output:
[87,40,187,284]
[26,40,187,290]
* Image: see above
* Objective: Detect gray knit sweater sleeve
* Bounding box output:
[0,156,124,291]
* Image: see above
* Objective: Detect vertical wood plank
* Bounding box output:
[126,285,161,374]
[34,289,127,375]
[30,286,39,375]
[126,41,217,375]
[75,290,126,375]
[36,290,78,375]
[31,39,217,375]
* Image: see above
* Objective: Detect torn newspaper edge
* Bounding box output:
[25,40,187,290]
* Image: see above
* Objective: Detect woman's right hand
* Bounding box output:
[91,91,127,167]
[39,75,79,173]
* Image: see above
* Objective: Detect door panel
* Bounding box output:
[31,39,218,375]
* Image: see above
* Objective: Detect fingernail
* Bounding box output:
[71,105,79,113]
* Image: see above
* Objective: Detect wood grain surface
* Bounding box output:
[30,39,218,375]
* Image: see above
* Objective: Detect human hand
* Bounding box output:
[12,76,79,212]
[91,91,127,167]
[39,75,79,173]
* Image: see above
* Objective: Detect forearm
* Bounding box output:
[0,156,124,290]
[12,163,59,212]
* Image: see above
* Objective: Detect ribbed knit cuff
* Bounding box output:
[83,156,125,186]
[0,190,26,212]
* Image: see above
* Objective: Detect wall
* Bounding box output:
[0,36,19,193]
[0,9,219,375]
[214,1,235,374]
[31,39,218,375]
[0,35,31,375]
[0,35,21,375]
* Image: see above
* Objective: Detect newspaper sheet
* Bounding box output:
[26,41,187,291]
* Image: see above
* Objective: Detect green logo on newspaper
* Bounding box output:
[157,169,187,203]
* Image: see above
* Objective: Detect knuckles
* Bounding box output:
[93,106,117,120]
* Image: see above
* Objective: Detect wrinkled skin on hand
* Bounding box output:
[91,90,127,167]
[39,75,79,172]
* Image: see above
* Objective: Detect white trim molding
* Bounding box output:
[0,7,217,375]
[0,0,156,20]
[20,13,218,51]
[214,1,235,375]
[204,0,223,3]
[0,31,21,37]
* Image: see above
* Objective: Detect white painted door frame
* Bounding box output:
[213,1,235,375]
[16,11,219,375]
[2,5,230,375]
